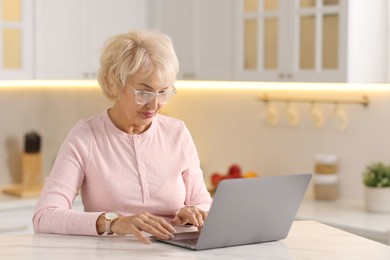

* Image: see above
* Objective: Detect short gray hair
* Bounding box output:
[98,29,179,100]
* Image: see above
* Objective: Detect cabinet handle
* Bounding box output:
[83,72,97,79]
[182,72,195,79]
[279,74,293,79]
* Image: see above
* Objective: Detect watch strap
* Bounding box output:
[104,212,119,235]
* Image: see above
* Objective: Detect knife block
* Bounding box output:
[3,152,43,198]
[3,131,43,198]
[21,152,42,187]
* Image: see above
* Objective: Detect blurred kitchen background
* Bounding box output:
[1,0,390,244]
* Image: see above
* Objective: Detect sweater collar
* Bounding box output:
[103,109,156,139]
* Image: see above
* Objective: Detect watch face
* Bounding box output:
[106,212,119,221]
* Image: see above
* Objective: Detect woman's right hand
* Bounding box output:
[98,212,176,244]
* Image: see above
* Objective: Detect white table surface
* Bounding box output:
[0,221,389,259]
[297,198,390,244]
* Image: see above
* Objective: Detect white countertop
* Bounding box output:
[0,193,83,235]
[0,193,37,211]
[0,221,389,259]
[297,198,390,244]
[0,193,82,211]
[1,193,390,245]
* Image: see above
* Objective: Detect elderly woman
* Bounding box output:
[33,29,212,244]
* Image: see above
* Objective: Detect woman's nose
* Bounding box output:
[146,96,159,109]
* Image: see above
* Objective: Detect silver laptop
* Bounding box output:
[153,173,311,250]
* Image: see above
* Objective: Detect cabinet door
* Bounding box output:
[288,0,347,82]
[34,0,147,79]
[193,0,233,80]
[0,0,33,79]
[234,0,347,82]
[84,0,147,79]
[148,0,196,80]
[233,0,286,81]
[34,0,88,79]
[149,0,233,80]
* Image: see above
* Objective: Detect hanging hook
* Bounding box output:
[333,102,348,131]
[261,102,279,127]
[285,101,300,127]
[310,102,325,129]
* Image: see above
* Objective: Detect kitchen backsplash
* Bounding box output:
[0,85,110,187]
[1,81,390,201]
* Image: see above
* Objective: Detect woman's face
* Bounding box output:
[114,75,174,131]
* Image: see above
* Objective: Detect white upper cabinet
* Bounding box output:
[151,0,388,83]
[0,0,33,79]
[34,0,147,79]
[345,0,388,83]
[234,0,387,83]
[1,0,388,82]
[148,0,234,80]
[234,0,347,82]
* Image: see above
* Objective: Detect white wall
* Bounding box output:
[0,84,111,185]
[1,81,390,202]
[163,82,390,200]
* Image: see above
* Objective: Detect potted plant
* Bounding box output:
[363,162,390,213]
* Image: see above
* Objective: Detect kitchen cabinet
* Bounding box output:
[0,0,33,79]
[234,0,348,82]
[148,0,234,80]
[34,0,147,79]
[3,0,387,82]
[234,0,387,83]
[153,0,387,83]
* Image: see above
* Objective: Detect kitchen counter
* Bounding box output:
[0,192,83,211]
[297,198,390,244]
[1,192,390,245]
[0,193,37,234]
[0,221,389,259]
[0,193,83,235]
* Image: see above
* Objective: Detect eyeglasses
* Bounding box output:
[130,85,177,105]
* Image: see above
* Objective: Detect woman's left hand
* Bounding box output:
[171,206,208,228]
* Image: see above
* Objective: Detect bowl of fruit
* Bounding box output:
[210,164,258,195]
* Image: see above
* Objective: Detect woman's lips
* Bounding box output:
[141,112,155,118]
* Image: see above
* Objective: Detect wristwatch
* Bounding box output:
[104,212,119,235]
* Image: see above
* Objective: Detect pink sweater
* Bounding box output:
[33,110,212,236]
